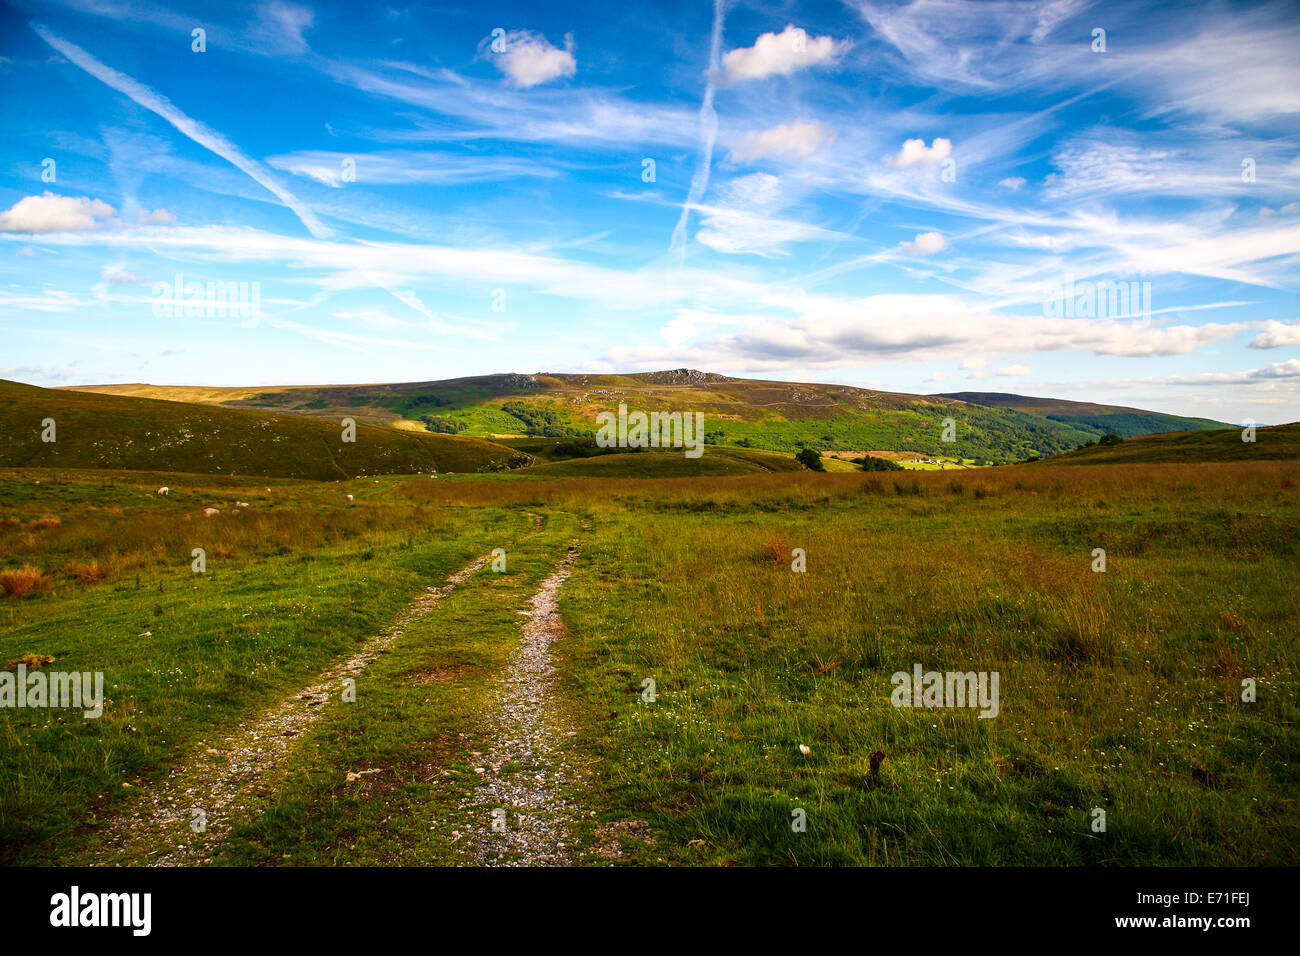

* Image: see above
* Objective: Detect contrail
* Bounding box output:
[31,22,331,239]
[669,0,727,264]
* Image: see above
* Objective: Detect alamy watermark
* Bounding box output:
[596,404,705,458]
[1,664,104,718]
[1043,274,1151,327]
[152,273,261,327]
[890,663,999,718]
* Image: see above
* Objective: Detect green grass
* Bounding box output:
[1045,423,1300,464]
[2,379,525,479]
[2,458,1297,866]
[0,468,530,864]
[550,461,1299,865]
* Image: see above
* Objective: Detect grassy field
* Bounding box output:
[1044,423,1300,464]
[2,380,527,478]
[2,456,1296,866]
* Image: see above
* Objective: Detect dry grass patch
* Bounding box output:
[3,653,54,671]
[0,565,47,598]
[65,559,110,583]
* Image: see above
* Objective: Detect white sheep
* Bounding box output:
[157,486,169,495]
[236,501,249,508]
[203,507,219,517]
[346,494,354,502]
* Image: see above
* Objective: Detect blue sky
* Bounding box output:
[0,0,1297,422]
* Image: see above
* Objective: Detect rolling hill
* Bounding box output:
[1038,422,1300,464]
[935,391,1227,438]
[71,370,1125,465]
[0,380,528,479]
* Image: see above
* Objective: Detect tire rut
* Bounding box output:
[457,542,583,866]
[93,552,491,866]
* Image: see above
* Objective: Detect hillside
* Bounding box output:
[71,370,1114,464]
[1041,422,1300,464]
[0,380,527,479]
[935,391,1226,438]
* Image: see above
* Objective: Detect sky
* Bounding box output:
[0,0,1297,423]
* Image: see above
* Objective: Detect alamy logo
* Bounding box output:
[1043,274,1151,327]
[596,403,705,458]
[890,663,999,719]
[50,886,151,936]
[0,665,103,718]
[152,273,261,326]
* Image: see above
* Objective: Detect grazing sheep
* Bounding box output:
[346,494,354,502]
[203,507,219,517]
[157,486,169,495]
[235,501,249,508]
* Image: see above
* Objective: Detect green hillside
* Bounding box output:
[1041,423,1300,464]
[0,380,528,479]
[74,370,1107,464]
[936,390,1226,438]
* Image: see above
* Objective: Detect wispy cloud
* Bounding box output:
[669,0,727,264]
[31,22,330,238]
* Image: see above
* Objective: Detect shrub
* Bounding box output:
[861,455,904,472]
[761,536,793,563]
[66,560,109,583]
[30,515,61,530]
[1,565,47,598]
[795,448,825,471]
[419,415,466,434]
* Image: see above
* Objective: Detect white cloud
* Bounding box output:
[602,293,1258,371]
[998,177,1026,190]
[998,364,1031,376]
[960,357,988,369]
[489,31,576,88]
[670,0,726,264]
[267,150,560,187]
[1250,320,1300,349]
[890,137,952,168]
[694,173,834,256]
[729,120,835,162]
[928,370,947,382]
[136,208,175,224]
[722,25,844,83]
[250,1,315,55]
[1124,359,1300,387]
[0,192,115,232]
[900,231,947,255]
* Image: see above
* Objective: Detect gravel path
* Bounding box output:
[94,554,490,866]
[459,544,583,866]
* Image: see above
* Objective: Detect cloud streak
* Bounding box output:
[31,22,330,238]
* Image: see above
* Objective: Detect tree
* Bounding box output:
[795,448,825,471]
[861,454,904,472]
[1098,433,1123,446]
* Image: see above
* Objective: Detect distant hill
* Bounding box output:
[0,380,527,479]
[1041,423,1300,464]
[71,370,1119,464]
[935,391,1227,438]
